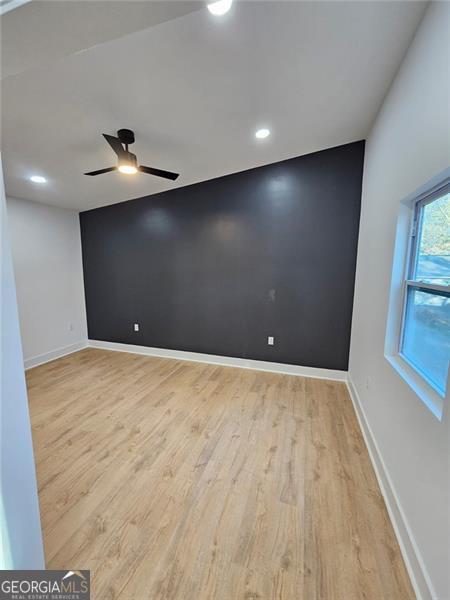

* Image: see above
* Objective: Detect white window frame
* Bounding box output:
[385,168,450,421]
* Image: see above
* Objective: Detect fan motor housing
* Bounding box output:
[121,152,137,168]
[117,128,135,146]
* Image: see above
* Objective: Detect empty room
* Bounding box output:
[1,1,449,599]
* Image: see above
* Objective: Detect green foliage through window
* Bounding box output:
[419,193,450,256]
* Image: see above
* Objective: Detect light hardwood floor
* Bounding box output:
[27,348,414,600]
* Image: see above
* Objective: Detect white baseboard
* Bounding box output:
[24,341,88,370]
[88,339,348,382]
[346,375,435,600]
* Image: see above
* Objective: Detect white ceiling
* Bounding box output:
[1,0,203,78]
[1,0,427,211]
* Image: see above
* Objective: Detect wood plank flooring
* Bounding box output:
[26,348,414,599]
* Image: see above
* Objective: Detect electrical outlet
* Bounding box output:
[268,336,274,346]
[134,323,139,332]
[68,323,74,332]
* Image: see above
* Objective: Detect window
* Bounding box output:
[385,171,450,419]
[400,186,450,398]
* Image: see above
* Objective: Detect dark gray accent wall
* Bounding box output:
[80,140,364,370]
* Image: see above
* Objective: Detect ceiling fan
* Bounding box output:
[84,129,179,181]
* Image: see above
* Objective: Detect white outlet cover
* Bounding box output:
[134,323,139,332]
[268,336,274,346]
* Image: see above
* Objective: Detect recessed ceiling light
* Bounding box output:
[255,128,270,139]
[207,0,233,16]
[30,175,46,183]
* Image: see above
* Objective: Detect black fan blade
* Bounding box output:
[139,165,179,180]
[84,166,117,176]
[102,134,126,157]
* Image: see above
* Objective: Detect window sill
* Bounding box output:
[385,353,444,420]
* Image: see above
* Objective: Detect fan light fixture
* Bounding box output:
[118,165,138,175]
[207,0,232,16]
[118,149,138,175]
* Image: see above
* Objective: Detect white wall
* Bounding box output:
[349,3,449,599]
[1,161,44,568]
[6,196,87,368]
